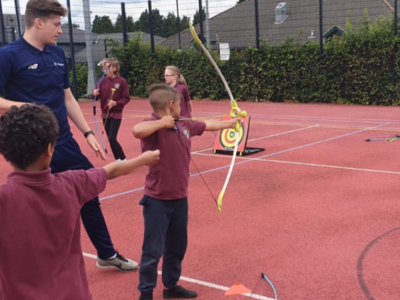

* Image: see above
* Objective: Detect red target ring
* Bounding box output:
[218,123,245,149]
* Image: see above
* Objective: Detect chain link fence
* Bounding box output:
[0,0,398,100]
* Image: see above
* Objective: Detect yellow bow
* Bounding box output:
[189,22,247,212]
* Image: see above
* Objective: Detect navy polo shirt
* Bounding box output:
[0,37,72,144]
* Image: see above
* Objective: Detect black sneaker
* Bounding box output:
[138,292,153,300]
[163,286,198,299]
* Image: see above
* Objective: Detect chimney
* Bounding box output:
[275,2,288,24]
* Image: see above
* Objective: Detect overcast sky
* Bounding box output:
[2,0,238,29]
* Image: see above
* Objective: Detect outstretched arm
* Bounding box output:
[103,150,160,179]
[204,118,240,131]
[132,116,175,139]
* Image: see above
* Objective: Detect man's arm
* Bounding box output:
[0,50,22,114]
[0,96,25,114]
[64,88,106,160]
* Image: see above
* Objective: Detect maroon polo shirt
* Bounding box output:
[93,75,130,119]
[0,167,107,300]
[174,83,192,118]
[140,112,206,200]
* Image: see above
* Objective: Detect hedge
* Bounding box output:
[71,14,400,105]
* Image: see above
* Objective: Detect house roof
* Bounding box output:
[1,19,165,63]
[57,26,166,63]
[324,26,344,38]
[159,0,394,49]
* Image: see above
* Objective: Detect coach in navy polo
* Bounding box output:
[0,0,138,272]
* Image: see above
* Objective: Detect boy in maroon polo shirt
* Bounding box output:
[0,104,159,300]
[132,84,239,300]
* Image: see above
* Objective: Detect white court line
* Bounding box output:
[99,126,317,201]
[99,123,390,201]
[188,122,392,177]
[257,159,400,175]
[82,252,274,300]
[192,125,318,154]
[100,186,144,201]
[195,154,400,175]
[248,113,400,124]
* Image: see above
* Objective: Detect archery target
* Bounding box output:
[218,121,245,150]
[213,116,263,156]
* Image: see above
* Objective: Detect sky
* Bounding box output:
[2,0,238,29]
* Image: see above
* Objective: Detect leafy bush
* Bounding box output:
[69,63,88,99]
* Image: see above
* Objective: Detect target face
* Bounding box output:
[218,122,245,149]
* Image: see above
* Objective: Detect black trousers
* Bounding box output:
[103,118,126,160]
[138,195,189,294]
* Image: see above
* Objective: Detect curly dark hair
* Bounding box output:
[0,104,59,170]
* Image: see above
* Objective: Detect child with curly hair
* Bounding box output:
[0,104,159,300]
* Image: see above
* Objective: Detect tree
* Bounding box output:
[149,9,164,36]
[135,9,149,33]
[193,8,206,25]
[134,9,165,37]
[180,15,190,31]
[163,12,178,37]
[115,14,135,33]
[63,23,80,28]
[92,15,115,34]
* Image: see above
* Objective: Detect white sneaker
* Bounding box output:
[96,252,139,272]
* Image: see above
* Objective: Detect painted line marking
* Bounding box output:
[82,252,274,300]
[248,113,400,124]
[192,125,318,154]
[100,186,144,201]
[250,121,400,132]
[99,126,317,201]
[99,122,390,201]
[195,154,400,175]
[189,123,391,176]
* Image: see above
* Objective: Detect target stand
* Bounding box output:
[213,116,265,156]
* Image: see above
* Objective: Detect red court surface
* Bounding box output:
[1,100,400,300]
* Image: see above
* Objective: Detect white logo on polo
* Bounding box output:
[54,62,64,67]
[115,84,120,89]
[28,64,38,69]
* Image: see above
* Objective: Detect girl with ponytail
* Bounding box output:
[164,66,193,118]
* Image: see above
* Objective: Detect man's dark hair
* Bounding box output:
[0,104,59,170]
[25,0,67,28]
[148,83,181,112]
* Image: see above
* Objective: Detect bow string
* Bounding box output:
[189,22,247,212]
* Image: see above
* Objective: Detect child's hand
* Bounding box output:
[227,117,242,128]
[142,150,160,166]
[160,116,175,129]
[93,89,100,96]
[107,100,117,109]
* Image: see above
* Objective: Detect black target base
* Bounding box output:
[214,147,265,156]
